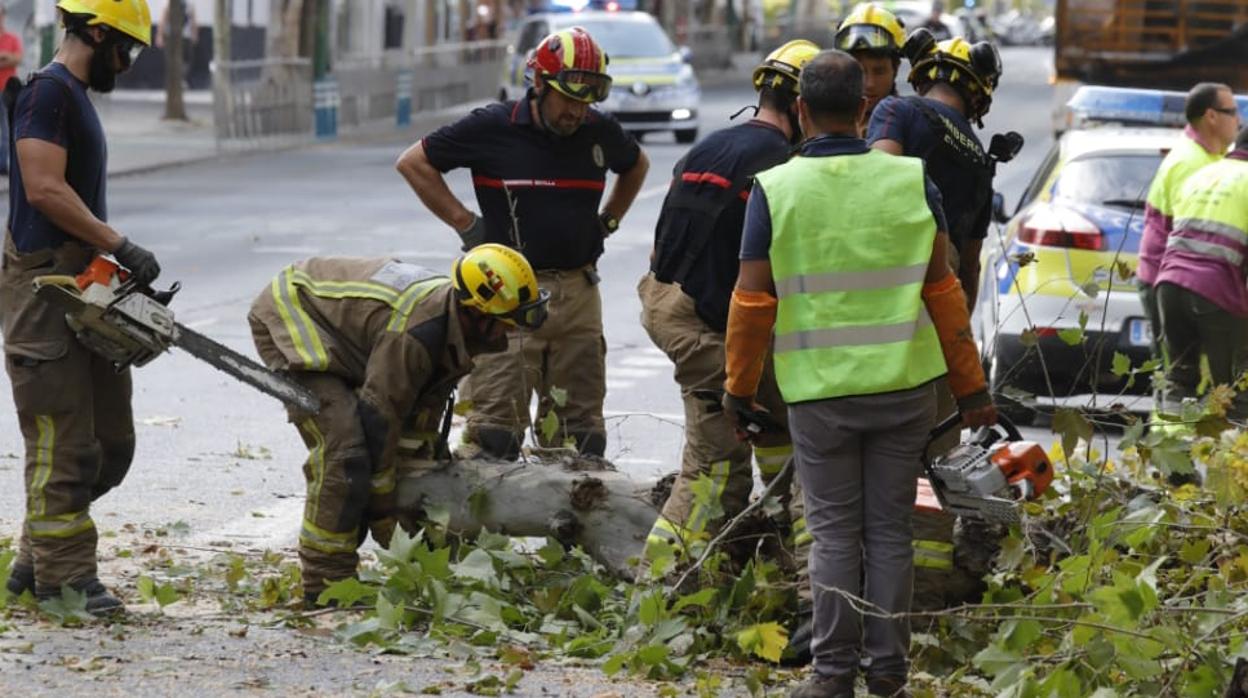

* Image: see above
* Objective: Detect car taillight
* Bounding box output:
[1017,205,1104,251]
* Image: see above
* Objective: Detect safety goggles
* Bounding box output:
[114,36,144,72]
[552,70,613,103]
[499,288,551,329]
[835,25,899,54]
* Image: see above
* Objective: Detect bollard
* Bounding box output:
[313,77,339,140]
[396,70,414,128]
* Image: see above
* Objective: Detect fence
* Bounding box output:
[213,40,508,146]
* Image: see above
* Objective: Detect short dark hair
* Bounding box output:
[1236,124,1248,151]
[1186,82,1231,124]
[758,85,795,113]
[798,49,863,123]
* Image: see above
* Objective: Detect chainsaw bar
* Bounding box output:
[174,324,321,414]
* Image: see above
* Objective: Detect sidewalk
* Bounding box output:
[1,54,758,186]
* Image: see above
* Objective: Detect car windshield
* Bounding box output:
[557,19,674,58]
[1052,153,1163,209]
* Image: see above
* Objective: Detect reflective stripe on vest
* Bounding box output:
[757,150,946,403]
[1168,159,1248,269]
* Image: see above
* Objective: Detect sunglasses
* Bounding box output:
[553,70,613,103]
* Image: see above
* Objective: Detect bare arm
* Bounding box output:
[17,138,123,252]
[602,149,649,221]
[736,258,775,294]
[395,140,475,232]
[871,139,904,156]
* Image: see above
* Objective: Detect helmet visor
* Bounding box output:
[552,70,613,103]
[115,36,144,72]
[500,288,551,329]
[835,25,899,53]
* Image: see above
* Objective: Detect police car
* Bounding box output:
[500,10,701,142]
[979,86,1248,421]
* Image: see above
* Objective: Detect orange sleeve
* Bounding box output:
[723,288,777,398]
[922,274,988,402]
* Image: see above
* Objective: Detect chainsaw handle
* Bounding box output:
[929,412,1022,445]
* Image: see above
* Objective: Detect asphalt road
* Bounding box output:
[0,47,1061,573]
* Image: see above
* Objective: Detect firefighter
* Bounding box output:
[2,0,157,614]
[833,3,906,126]
[638,40,818,572]
[1155,125,1248,419]
[723,50,995,697]
[1138,83,1236,369]
[247,246,549,603]
[396,27,649,461]
[868,30,1001,455]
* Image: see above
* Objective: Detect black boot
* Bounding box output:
[38,577,125,616]
[5,563,34,599]
[782,615,814,667]
[477,428,522,461]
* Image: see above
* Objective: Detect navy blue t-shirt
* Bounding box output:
[421,95,640,270]
[7,63,108,253]
[867,95,990,250]
[740,135,947,261]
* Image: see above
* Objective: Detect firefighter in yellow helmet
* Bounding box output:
[248,246,547,604]
[834,3,907,122]
[397,27,649,461]
[638,40,817,598]
[2,0,155,614]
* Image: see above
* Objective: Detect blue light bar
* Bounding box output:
[1065,85,1248,130]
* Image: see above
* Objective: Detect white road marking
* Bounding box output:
[608,367,661,380]
[618,355,671,368]
[252,245,322,255]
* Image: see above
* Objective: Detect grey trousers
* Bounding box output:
[1156,282,1248,419]
[789,383,938,679]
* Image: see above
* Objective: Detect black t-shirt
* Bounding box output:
[8,63,107,253]
[421,95,641,270]
[867,95,991,254]
[650,119,790,331]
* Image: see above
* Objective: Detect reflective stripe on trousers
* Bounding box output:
[300,519,358,554]
[912,539,953,570]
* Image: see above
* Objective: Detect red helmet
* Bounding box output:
[527,27,612,103]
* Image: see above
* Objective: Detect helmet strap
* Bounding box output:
[729,104,759,121]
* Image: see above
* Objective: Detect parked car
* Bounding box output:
[500,10,701,143]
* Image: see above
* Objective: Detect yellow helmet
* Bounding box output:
[451,244,550,329]
[752,39,821,95]
[835,4,906,57]
[56,0,152,46]
[904,29,1002,123]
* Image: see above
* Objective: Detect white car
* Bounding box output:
[499,11,701,142]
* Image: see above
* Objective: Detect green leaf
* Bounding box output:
[413,541,452,581]
[376,593,406,630]
[735,622,788,663]
[1181,664,1222,697]
[972,644,1024,677]
[539,409,560,445]
[423,502,451,531]
[224,554,247,592]
[1111,351,1131,377]
[0,548,14,606]
[1020,328,1039,348]
[688,475,725,531]
[1058,326,1085,346]
[672,587,718,613]
[38,585,92,626]
[1180,539,1213,565]
[453,549,499,586]
[603,652,629,676]
[636,642,670,665]
[638,590,667,627]
[1052,408,1093,456]
[1000,619,1043,652]
[549,386,568,408]
[137,576,181,608]
[537,538,564,568]
[317,577,377,608]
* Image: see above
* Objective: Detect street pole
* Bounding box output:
[164,0,188,120]
[213,0,232,140]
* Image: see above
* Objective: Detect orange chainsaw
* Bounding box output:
[33,257,320,413]
[923,414,1053,525]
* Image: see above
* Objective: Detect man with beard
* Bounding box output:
[2,0,159,614]
[637,39,817,578]
[397,27,649,460]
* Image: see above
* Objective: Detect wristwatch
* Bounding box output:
[599,212,620,237]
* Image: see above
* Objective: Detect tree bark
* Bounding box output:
[396,453,662,577]
[164,0,188,121]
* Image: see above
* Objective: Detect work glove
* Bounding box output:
[457,214,488,251]
[722,392,776,443]
[113,237,161,287]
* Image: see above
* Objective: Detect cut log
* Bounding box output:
[395,451,663,577]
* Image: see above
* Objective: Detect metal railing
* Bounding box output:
[213,57,314,145]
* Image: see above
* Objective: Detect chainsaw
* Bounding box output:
[923,414,1053,525]
[33,257,320,414]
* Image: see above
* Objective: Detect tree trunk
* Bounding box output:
[396,453,662,577]
[164,0,188,121]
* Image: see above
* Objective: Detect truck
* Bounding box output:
[1052,0,1248,132]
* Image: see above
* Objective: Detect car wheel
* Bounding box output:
[675,128,698,144]
[988,338,1035,427]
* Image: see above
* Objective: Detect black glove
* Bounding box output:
[457,214,488,251]
[113,237,161,287]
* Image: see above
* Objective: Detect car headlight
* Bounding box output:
[676,64,697,90]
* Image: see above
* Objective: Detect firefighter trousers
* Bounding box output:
[636,274,805,575]
[2,235,135,593]
[463,267,606,458]
[251,321,397,601]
